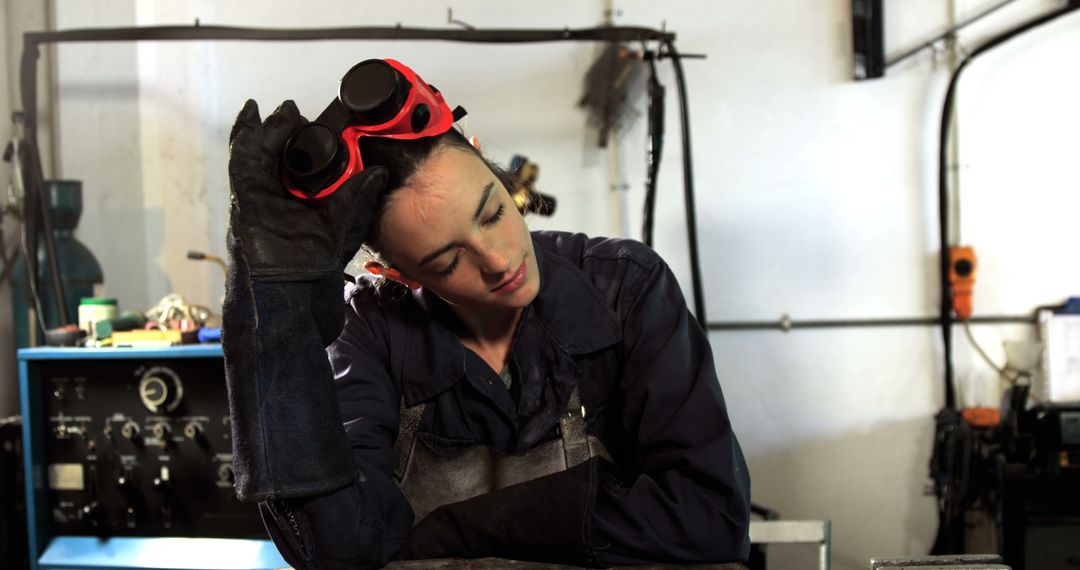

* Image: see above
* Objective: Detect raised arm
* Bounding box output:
[222,99,404,568]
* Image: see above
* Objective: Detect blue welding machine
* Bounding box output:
[19,345,287,570]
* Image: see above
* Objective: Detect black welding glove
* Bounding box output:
[397,457,604,566]
[223,99,388,502]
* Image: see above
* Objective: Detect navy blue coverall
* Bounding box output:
[325,230,751,566]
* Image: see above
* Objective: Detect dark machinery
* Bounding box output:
[19,346,285,570]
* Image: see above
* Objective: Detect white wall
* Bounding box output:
[33,0,1080,568]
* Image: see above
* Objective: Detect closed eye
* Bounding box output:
[483,204,505,227]
[438,252,462,276]
[438,204,506,276]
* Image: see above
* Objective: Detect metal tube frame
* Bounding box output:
[16,23,700,339]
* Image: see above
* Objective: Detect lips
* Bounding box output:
[491,259,527,295]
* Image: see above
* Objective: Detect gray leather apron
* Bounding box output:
[393,386,611,524]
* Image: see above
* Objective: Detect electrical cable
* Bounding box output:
[961,321,1029,385]
[20,222,48,335]
[663,40,707,328]
[641,51,664,247]
[25,140,69,325]
[932,5,1080,554]
[8,133,47,335]
[937,0,1079,413]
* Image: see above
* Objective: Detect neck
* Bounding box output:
[451,304,523,348]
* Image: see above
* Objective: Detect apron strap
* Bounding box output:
[394,401,426,481]
[559,385,591,468]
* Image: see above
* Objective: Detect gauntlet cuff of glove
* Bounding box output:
[223,244,359,501]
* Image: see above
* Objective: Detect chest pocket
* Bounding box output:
[392,385,611,524]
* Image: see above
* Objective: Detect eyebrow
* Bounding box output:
[417,181,496,267]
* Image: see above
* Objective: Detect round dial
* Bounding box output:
[138,366,184,413]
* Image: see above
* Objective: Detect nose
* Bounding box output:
[472,237,511,277]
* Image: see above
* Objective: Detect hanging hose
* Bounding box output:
[931,2,1080,555]
[936,1,1079,412]
[663,41,707,327]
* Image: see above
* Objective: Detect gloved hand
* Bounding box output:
[222,99,388,502]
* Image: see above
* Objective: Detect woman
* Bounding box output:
[223,61,750,570]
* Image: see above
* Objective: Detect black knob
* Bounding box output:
[283,124,348,195]
[411,104,431,133]
[339,60,411,125]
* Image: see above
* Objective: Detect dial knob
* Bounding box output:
[152,422,171,440]
[120,421,140,440]
[218,463,235,485]
[138,367,184,413]
[183,422,204,440]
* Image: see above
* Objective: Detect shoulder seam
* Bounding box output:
[581,247,660,271]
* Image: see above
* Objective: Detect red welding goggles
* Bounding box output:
[281,59,465,200]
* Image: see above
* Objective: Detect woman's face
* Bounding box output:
[375,144,540,313]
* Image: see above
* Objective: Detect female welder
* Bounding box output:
[222,60,750,570]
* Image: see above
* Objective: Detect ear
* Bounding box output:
[364,261,422,290]
[468,136,481,151]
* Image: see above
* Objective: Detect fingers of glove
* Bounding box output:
[340,165,390,214]
[228,100,267,178]
[261,100,308,176]
[332,166,390,264]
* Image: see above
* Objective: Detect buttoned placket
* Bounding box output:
[461,344,518,430]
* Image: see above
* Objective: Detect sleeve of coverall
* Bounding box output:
[589,258,753,566]
[324,295,415,559]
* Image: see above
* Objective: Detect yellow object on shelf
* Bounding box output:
[111,329,194,347]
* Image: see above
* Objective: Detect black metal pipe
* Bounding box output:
[16,23,678,333]
[23,24,674,46]
[886,0,1021,69]
[706,314,1035,332]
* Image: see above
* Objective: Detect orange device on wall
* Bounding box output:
[949,246,977,320]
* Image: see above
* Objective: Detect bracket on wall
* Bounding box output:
[852,0,885,80]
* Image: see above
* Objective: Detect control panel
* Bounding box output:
[37,353,262,538]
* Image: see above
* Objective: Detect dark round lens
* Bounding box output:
[284,124,339,177]
[339,59,412,125]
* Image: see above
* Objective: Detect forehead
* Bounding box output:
[407,144,489,193]
[378,145,494,259]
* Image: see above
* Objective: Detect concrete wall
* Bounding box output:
[9,0,1080,568]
